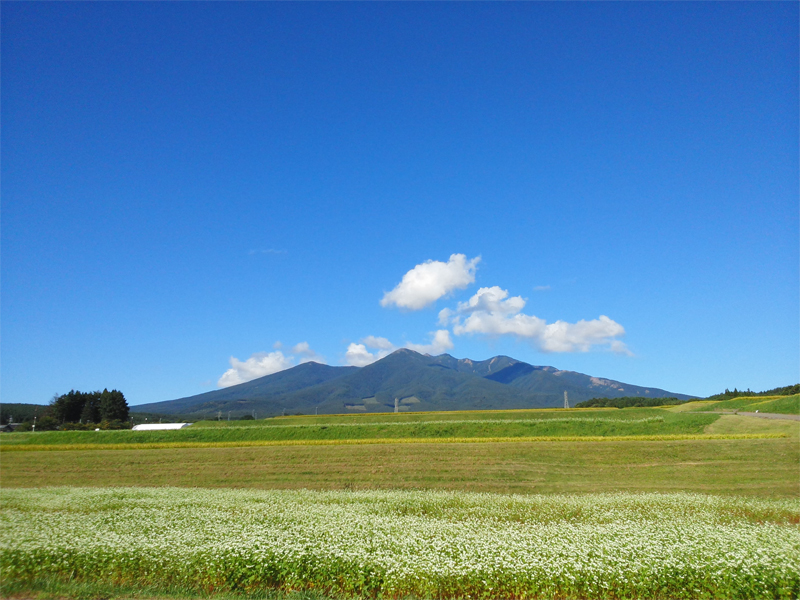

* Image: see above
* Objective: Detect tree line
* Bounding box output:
[3,389,130,431]
[574,396,686,409]
[704,384,799,402]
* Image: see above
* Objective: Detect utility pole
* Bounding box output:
[564,391,569,409]
[394,398,399,413]
[228,411,230,421]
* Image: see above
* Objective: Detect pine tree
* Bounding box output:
[99,389,129,422]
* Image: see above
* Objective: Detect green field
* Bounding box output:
[3,488,798,600]
[747,394,800,415]
[691,394,800,414]
[2,404,798,599]
[0,408,726,448]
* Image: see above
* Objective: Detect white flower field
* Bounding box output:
[2,487,798,599]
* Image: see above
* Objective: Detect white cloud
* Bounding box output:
[345,336,397,366]
[609,340,634,356]
[218,351,294,387]
[345,343,384,367]
[437,308,453,327]
[362,336,394,350]
[249,248,287,255]
[218,342,326,387]
[533,285,551,291]
[446,286,629,354]
[381,254,480,310]
[345,330,456,366]
[292,342,327,364]
[405,329,454,355]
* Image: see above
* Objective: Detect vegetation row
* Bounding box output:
[2,488,798,600]
[0,409,721,447]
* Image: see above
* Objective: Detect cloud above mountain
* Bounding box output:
[218,342,326,387]
[345,336,395,367]
[442,286,629,354]
[345,330,455,367]
[381,254,480,310]
[222,254,630,386]
[405,329,454,354]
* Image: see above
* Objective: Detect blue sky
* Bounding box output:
[2,2,797,405]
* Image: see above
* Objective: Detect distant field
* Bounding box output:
[0,408,723,448]
[692,394,800,413]
[3,436,798,497]
[747,394,800,415]
[706,414,800,437]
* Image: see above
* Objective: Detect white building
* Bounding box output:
[131,423,192,431]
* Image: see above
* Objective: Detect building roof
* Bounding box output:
[131,423,192,431]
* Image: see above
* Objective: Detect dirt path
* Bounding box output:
[737,411,800,421]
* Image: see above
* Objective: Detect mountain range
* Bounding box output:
[132,349,694,418]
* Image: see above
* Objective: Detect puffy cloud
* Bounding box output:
[405,329,454,355]
[292,342,326,364]
[446,286,629,354]
[362,336,394,351]
[538,316,626,353]
[455,286,526,316]
[218,342,326,387]
[345,330,455,366]
[381,254,480,310]
[345,343,385,367]
[218,351,294,387]
[345,336,397,366]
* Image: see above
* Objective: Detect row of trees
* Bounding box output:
[575,396,686,409]
[50,389,129,424]
[705,384,799,402]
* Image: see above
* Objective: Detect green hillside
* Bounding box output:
[694,395,789,413]
[0,403,46,424]
[747,394,800,415]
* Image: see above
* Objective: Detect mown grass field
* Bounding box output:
[0,407,740,449]
[2,402,798,599]
[3,434,798,497]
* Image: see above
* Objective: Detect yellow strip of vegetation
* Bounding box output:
[0,433,788,452]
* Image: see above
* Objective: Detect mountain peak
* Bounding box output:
[132,350,693,418]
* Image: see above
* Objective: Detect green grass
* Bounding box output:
[1,408,722,448]
[747,394,800,415]
[0,578,336,600]
[3,488,798,600]
[705,414,800,437]
[3,437,798,497]
[692,394,800,413]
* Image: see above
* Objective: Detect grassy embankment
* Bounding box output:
[0,408,753,450]
[691,394,800,414]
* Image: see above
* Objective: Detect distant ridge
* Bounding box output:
[132,349,694,418]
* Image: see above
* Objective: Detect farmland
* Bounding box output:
[692,394,800,415]
[2,402,798,599]
[0,407,760,450]
[3,488,799,600]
